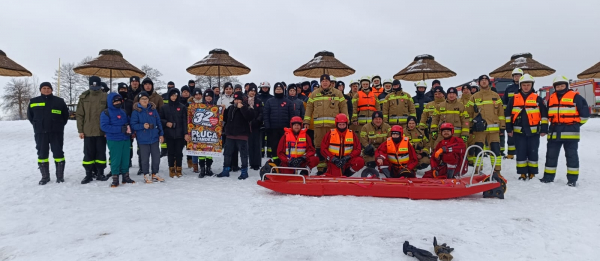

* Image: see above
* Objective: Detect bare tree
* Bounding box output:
[1,78,36,120]
[140,64,166,93]
[194,76,241,91]
[53,62,84,104]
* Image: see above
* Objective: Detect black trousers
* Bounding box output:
[544,139,579,181]
[224,138,249,169]
[500,130,516,156]
[267,128,285,159]
[35,132,64,162]
[261,130,268,158]
[514,133,540,174]
[83,136,107,172]
[166,138,186,168]
[222,135,239,168]
[248,129,262,168]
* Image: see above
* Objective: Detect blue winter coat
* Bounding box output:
[131,102,164,145]
[100,93,130,141]
[263,96,294,129]
[287,94,306,119]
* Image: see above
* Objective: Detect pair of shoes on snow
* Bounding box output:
[217,167,249,180]
[518,174,536,180]
[143,174,164,183]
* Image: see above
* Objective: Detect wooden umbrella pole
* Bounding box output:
[110,69,113,93]
[218,66,221,88]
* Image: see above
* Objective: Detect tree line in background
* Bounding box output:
[1,58,240,121]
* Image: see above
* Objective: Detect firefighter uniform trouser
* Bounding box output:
[35,132,65,163]
[505,130,516,156]
[279,156,320,174]
[544,140,579,181]
[83,136,107,172]
[513,133,540,175]
[473,131,501,171]
[325,157,365,177]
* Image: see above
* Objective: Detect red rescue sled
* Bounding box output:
[257,174,500,200]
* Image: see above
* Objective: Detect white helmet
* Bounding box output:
[349,79,359,86]
[330,76,337,81]
[259,81,271,88]
[519,74,535,84]
[360,76,371,83]
[383,78,393,85]
[415,81,427,88]
[512,68,524,76]
[553,75,569,87]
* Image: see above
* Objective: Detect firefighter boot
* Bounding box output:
[567,174,578,187]
[540,174,555,183]
[205,159,214,176]
[55,161,65,183]
[519,174,528,181]
[38,162,50,185]
[81,171,94,184]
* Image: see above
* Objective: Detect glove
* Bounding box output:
[341,156,352,166]
[462,136,468,143]
[398,167,412,178]
[363,144,375,156]
[403,241,438,261]
[431,131,438,140]
[332,157,343,169]
[289,157,306,167]
[434,147,446,159]
[148,123,155,129]
[433,237,454,261]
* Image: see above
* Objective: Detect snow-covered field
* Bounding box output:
[1,120,598,261]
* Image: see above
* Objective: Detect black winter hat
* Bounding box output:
[141,78,154,87]
[335,81,345,90]
[248,83,258,93]
[167,88,180,99]
[203,89,215,100]
[118,82,128,90]
[287,83,297,92]
[372,111,383,120]
[274,82,284,91]
[192,88,203,96]
[320,74,331,82]
[101,82,109,93]
[392,79,401,86]
[212,86,220,90]
[281,81,287,87]
[129,76,140,83]
[432,79,441,86]
[433,86,445,94]
[138,91,150,99]
[167,81,175,86]
[188,79,196,85]
[478,75,490,83]
[301,81,310,87]
[461,84,470,91]
[234,84,243,91]
[233,91,245,101]
[39,82,52,90]
[89,76,101,87]
[447,87,458,95]
[407,115,417,125]
[310,80,318,86]
[181,85,191,94]
[223,82,233,89]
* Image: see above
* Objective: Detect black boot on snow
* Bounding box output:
[121,172,136,184]
[199,166,206,178]
[567,174,578,187]
[96,170,109,181]
[106,171,112,179]
[232,166,241,172]
[137,168,143,175]
[81,171,94,184]
[540,174,555,183]
[110,175,120,187]
[38,162,51,185]
[205,159,214,176]
[55,161,65,183]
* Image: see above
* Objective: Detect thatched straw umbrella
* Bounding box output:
[293,51,355,78]
[74,49,145,92]
[393,54,456,81]
[0,49,32,77]
[186,49,251,88]
[490,53,555,78]
[577,61,600,79]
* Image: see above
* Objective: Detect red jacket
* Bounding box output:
[431,136,466,170]
[375,138,419,170]
[277,129,316,164]
[320,129,362,160]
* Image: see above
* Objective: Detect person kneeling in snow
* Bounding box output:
[375,125,418,178]
[423,123,467,179]
[275,116,320,175]
[320,114,364,177]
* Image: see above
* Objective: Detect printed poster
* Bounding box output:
[185,103,224,157]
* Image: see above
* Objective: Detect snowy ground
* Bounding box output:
[1,120,598,261]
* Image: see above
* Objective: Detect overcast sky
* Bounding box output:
[1,0,599,96]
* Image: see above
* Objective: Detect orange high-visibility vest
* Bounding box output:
[357,91,377,112]
[386,137,410,166]
[328,129,354,156]
[283,128,308,159]
[511,93,541,126]
[548,91,580,124]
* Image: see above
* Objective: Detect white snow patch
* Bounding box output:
[307,56,323,65]
[1,120,598,260]
[406,60,433,72]
[511,57,528,65]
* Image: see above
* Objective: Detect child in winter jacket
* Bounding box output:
[131,91,165,183]
[159,88,189,178]
[100,93,136,187]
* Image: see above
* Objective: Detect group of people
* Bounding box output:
[28,68,588,188]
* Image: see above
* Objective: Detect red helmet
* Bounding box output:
[440,122,454,135]
[290,116,303,127]
[335,113,348,124]
[390,125,403,136]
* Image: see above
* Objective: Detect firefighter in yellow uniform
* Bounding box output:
[405,116,430,170]
[430,87,470,149]
[303,74,349,175]
[347,80,361,133]
[382,79,415,127]
[465,75,505,175]
[352,76,379,136]
[359,111,391,176]
[419,86,446,152]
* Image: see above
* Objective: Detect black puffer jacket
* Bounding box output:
[27,94,69,134]
[224,102,253,137]
[263,96,294,129]
[258,90,273,104]
[412,90,432,123]
[248,96,264,131]
[159,88,188,139]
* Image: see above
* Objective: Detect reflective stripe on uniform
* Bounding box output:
[38,158,49,163]
[54,158,65,162]
[516,161,527,167]
[51,109,61,114]
[527,161,538,167]
[30,102,46,107]
[83,161,95,165]
[567,168,579,175]
[95,160,106,164]
[544,167,556,174]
